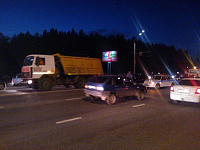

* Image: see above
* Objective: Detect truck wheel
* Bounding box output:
[0,83,5,90]
[155,84,160,89]
[106,94,117,105]
[39,77,53,91]
[75,77,86,88]
[137,90,145,100]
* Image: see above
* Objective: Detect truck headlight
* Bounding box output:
[28,80,32,84]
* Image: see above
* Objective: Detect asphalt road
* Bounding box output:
[0,86,200,150]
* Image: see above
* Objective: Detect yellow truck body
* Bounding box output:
[53,53,103,75]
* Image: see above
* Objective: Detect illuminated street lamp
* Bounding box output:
[133,30,145,74]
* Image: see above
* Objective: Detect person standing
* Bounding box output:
[126,71,133,79]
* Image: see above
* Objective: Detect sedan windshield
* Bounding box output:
[179,79,200,86]
[154,76,161,80]
[23,56,34,66]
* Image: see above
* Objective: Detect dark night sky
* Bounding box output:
[1,0,200,58]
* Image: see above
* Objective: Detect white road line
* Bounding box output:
[66,97,82,101]
[0,106,5,109]
[44,88,83,93]
[132,104,145,108]
[0,88,83,97]
[56,117,82,124]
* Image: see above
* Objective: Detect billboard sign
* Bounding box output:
[102,51,117,62]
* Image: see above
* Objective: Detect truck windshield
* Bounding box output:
[24,56,34,66]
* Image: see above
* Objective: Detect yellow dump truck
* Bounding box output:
[21,53,103,90]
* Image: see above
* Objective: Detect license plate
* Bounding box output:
[179,89,189,93]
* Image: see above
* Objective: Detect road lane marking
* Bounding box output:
[0,106,5,109]
[56,117,82,124]
[66,97,82,101]
[132,104,145,108]
[0,88,83,97]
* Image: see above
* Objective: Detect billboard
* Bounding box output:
[102,51,117,62]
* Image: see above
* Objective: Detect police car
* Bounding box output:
[144,75,175,89]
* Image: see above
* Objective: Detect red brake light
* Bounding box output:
[195,88,200,94]
[170,86,174,92]
[84,84,88,89]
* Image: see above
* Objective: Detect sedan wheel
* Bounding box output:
[0,83,5,90]
[155,84,160,89]
[106,94,117,105]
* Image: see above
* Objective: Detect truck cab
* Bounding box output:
[21,55,56,90]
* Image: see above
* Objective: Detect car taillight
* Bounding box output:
[195,88,200,94]
[84,84,88,89]
[96,86,104,91]
[170,86,174,92]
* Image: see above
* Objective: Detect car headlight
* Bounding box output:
[150,81,154,85]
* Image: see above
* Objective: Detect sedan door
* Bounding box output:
[113,77,127,98]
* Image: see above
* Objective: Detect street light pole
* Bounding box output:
[133,40,136,74]
[133,30,145,75]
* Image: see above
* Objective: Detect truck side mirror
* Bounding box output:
[35,56,39,66]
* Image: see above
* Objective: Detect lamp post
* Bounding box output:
[133,30,145,74]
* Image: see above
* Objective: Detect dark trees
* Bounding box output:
[0,29,196,76]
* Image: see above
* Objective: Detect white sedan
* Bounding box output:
[170,78,200,103]
[12,73,22,85]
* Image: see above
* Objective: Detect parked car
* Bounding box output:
[84,75,147,105]
[0,75,14,90]
[12,73,22,85]
[144,74,175,89]
[170,78,200,103]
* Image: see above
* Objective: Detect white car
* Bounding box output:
[12,73,22,85]
[144,75,175,89]
[170,78,200,103]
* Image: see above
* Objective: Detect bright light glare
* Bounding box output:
[84,84,88,88]
[142,30,145,33]
[150,81,154,85]
[148,76,151,79]
[170,86,174,92]
[139,33,142,36]
[28,80,32,84]
[96,86,104,91]
[88,85,95,89]
[195,88,200,94]
[172,75,175,79]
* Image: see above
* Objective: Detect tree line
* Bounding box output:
[0,28,199,76]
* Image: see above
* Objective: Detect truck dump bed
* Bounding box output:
[54,54,103,75]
